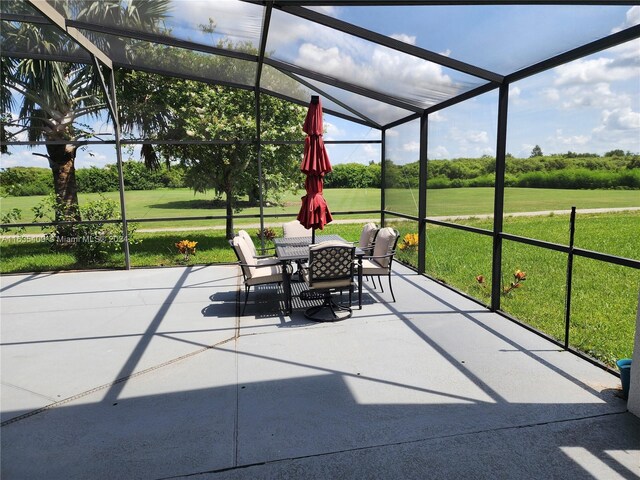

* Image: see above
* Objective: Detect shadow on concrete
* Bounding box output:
[1,370,637,479]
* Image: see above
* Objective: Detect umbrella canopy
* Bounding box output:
[297,97,333,231]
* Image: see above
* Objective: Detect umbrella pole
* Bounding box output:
[312,228,316,244]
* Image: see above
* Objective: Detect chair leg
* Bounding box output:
[242,285,250,315]
[379,276,384,293]
[388,273,395,302]
[305,292,352,322]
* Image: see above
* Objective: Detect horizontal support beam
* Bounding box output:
[263,1,640,5]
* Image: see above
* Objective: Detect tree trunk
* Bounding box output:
[46,143,81,241]
[225,188,234,240]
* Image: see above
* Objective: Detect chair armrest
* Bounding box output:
[237,261,292,274]
[237,261,277,268]
[364,251,396,260]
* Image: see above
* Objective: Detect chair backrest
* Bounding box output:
[231,235,257,280]
[282,220,311,238]
[371,227,399,269]
[308,241,355,288]
[359,222,378,249]
[238,230,257,258]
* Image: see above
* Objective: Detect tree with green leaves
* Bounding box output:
[530,145,543,158]
[1,0,170,232]
[117,70,306,239]
[115,18,308,239]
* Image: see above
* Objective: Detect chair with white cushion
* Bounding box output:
[230,234,290,315]
[361,227,399,302]
[282,220,311,238]
[358,222,378,255]
[237,230,279,265]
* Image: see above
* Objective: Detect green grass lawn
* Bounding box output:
[387,186,640,217]
[0,187,382,231]
[2,187,638,232]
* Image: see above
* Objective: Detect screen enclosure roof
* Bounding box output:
[1,0,639,129]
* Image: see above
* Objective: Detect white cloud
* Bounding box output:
[546,41,640,113]
[323,120,345,140]
[554,56,638,87]
[403,141,420,152]
[550,129,590,146]
[390,33,417,45]
[362,144,378,157]
[0,149,47,168]
[509,86,521,99]
[429,146,449,159]
[543,88,561,102]
[595,107,640,132]
[612,6,640,32]
[450,127,490,146]
[429,111,446,122]
[306,6,339,17]
[294,38,456,107]
[558,83,631,110]
[467,131,489,144]
[591,107,640,151]
[176,0,263,43]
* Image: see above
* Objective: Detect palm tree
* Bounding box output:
[1,0,170,229]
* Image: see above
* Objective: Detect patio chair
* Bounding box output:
[282,220,311,279]
[237,229,279,265]
[301,241,356,321]
[282,220,311,238]
[358,222,378,254]
[230,234,290,315]
[361,227,400,302]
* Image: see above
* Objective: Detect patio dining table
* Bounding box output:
[274,235,364,310]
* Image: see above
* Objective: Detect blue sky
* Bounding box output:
[2,2,638,170]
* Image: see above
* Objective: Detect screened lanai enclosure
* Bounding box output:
[1,1,639,372]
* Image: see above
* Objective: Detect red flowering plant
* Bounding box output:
[474,269,527,296]
[503,269,527,295]
[256,227,277,243]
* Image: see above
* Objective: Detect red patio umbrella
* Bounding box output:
[297,96,333,242]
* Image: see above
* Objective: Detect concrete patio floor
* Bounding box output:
[1,263,638,479]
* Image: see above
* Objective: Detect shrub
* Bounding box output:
[426,177,451,189]
[76,166,119,193]
[0,167,51,196]
[31,194,137,265]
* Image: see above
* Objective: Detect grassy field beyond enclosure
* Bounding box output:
[1,187,638,232]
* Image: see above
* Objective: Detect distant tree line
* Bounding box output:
[2,152,639,196]
[0,162,186,196]
[386,152,640,190]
